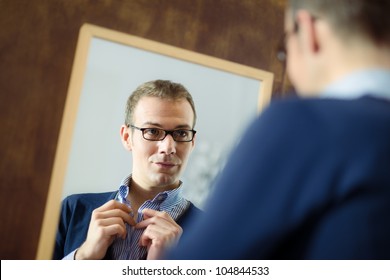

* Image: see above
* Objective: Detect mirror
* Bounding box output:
[37,23,274,259]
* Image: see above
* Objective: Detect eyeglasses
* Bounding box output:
[129,125,196,142]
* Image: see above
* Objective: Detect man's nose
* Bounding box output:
[159,134,176,154]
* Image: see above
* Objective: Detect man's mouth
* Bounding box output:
[155,162,177,168]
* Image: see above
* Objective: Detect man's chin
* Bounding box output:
[152,174,179,188]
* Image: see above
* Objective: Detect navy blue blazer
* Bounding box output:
[53,191,201,259]
[168,96,390,259]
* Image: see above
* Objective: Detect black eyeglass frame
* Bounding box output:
[129,124,196,142]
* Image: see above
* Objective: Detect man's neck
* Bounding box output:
[128,178,179,213]
[302,41,390,97]
[329,37,390,84]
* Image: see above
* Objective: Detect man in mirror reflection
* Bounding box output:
[53,80,201,260]
[167,0,390,259]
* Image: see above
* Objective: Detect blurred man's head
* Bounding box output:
[285,0,390,96]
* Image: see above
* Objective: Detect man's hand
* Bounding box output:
[136,209,183,260]
[75,200,135,260]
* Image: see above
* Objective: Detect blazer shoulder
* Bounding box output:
[62,191,117,210]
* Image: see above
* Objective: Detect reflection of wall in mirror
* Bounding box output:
[182,141,227,208]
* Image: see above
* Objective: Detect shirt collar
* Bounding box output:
[117,174,186,211]
[320,69,390,101]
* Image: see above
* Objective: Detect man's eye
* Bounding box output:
[145,128,160,135]
[175,130,188,138]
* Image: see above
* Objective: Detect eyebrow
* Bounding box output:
[140,122,193,130]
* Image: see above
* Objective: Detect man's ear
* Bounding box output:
[295,10,320,54]
[120,125,132,151]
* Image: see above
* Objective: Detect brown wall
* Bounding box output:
[0,0,287,259]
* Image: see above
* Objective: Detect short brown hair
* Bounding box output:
[288,0,390,46]
[125,80,197,127]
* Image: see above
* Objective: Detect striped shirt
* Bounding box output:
[109,174,190,259]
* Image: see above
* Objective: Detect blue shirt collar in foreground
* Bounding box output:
[321,69,390,101]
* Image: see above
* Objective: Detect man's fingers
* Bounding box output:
[141,208,171,219]
[92,201,135,226]
[95,199,133,214]
[99,223,128,239]
[131,209,183,260]
[94,209,135,226]
[135,214,174,229]
[138,224,183,260]
[78,200,135,259]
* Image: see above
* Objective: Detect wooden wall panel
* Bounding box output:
[0,0,286,259]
